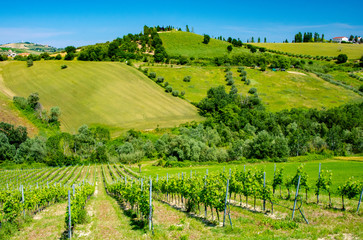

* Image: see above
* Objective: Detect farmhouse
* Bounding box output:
[7,50,16,57]
[17,53,30,57]
[332,36,349,43]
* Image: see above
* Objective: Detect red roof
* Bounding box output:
[333,37,347,39]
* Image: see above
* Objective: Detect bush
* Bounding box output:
[203,34,210,44]
[248,87,257,94]
[165,85,173,93]
[55,54,62,60]
[181,91,185,96]
[237,66,244,72]
[183,76,191,82]
[336,54,348,64]
[13,96,28,110]
[359,85,363,92]
[172,90,179,96]
[156,76,164,83]
[27,59,33,67]
[149,72,156,79]
[64,53,74,60]
[61,65,67,69]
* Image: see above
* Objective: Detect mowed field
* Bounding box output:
[159,31,249,58]
[147,66,362,111]
[1,61,204,134]
[251,43,363,59]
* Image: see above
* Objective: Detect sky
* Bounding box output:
[1,0,362,48]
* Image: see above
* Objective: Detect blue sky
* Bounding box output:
[1,0,362,48]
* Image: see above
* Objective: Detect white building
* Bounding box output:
[7,50,16,57]
[332,36,349,43]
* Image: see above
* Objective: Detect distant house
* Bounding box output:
[7,50,16,57]
[17,53,30,57]
[332,36,349,43]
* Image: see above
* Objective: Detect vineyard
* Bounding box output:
[0,163,362,239]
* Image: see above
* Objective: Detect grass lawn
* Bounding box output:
[147,65,362,111]
[159,31,249,58]
[250,43,363,59]
[1,61,204,135]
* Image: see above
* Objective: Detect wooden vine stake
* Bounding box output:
[292,175,301,220]
[263,172,266,211]
[68,190,72,239]
[223,179,232,227]
[149,178,153,232]
[317,163,321,204]
[357,187,363,213]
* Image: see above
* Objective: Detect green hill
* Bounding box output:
[159,31,249,58]
[147,66,362,111]
[1,61,203,135]
[250,43,363,59]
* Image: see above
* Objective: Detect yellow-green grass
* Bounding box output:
[148,66,362,111]
[251,43,363,59]
[159,31,249,58]
[329,71,362,88]
[1,61,204,135]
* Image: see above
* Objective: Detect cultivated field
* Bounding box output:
[147,65,363,111]
[1,160,362,240]
[251,43,363,59]
[0,61,204,135]
[159,31,249,58]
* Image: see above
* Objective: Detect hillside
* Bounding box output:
[159,31,249,58]
[250,42,363,59]
[147,66,362,111]
[0,42,60,53]
[0,61,203,135]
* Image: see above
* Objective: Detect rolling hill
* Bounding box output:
[250,42,363,59]
[159,31,249,58]
[147,66,363,111]
[0,61,204,135]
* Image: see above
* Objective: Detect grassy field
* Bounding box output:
[133,157,363,194]
[250,43,363,59]
[159,31,249,58]
[1,61,204,135]
[329,71,362,88]
[147,65,362,111]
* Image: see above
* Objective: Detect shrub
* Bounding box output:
[27,59,33,67]
[226,78,234,85]
[149,72,156,79]
[13,96,28,110]
[172,90,179,97]
[183,76,192,82]
[61,65,67,69]
[165,85,173,93]
[156,76,164,83]
[245,79,251,85]
[248,88,257,94]
[359,85,363,92]
[181,91,185,96]
[336,54,348,64]
[55,54,62,60]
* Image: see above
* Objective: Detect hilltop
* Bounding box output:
[250,42,363,59]
[159,31,249,58]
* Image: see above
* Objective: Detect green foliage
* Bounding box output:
[336,54,348,64]
[203,34,211,44]
[26,58,33,67]
[55,54,62,60]
[172,90,179,97]
[165,85,173,93]
[183,76,191,82]
[248,88,257,94]
[61,64,67,69]
[65,46,76,53]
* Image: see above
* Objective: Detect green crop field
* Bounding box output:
[147,66,362,111]
[250,43,363,59]
[159,31,249,58]
[0,61,204,135]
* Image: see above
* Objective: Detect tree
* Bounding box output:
[65,46,76,53]
[251,37,254,43]
[55,54,62,60]
[264,37,267,43]
[227,45,233,53]
[203,34,210,44]
[349,35,354,42]
[27,92,39,109]
[64,53,75,60]
[49,106,61,123]
[186,25,190,32]
[258,37,261,43]
[248,88,257,94]
[27,58,33,67]
[336,54,348,64]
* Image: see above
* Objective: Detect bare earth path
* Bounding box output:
[71,166,147,240]
[10,202,67,240]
